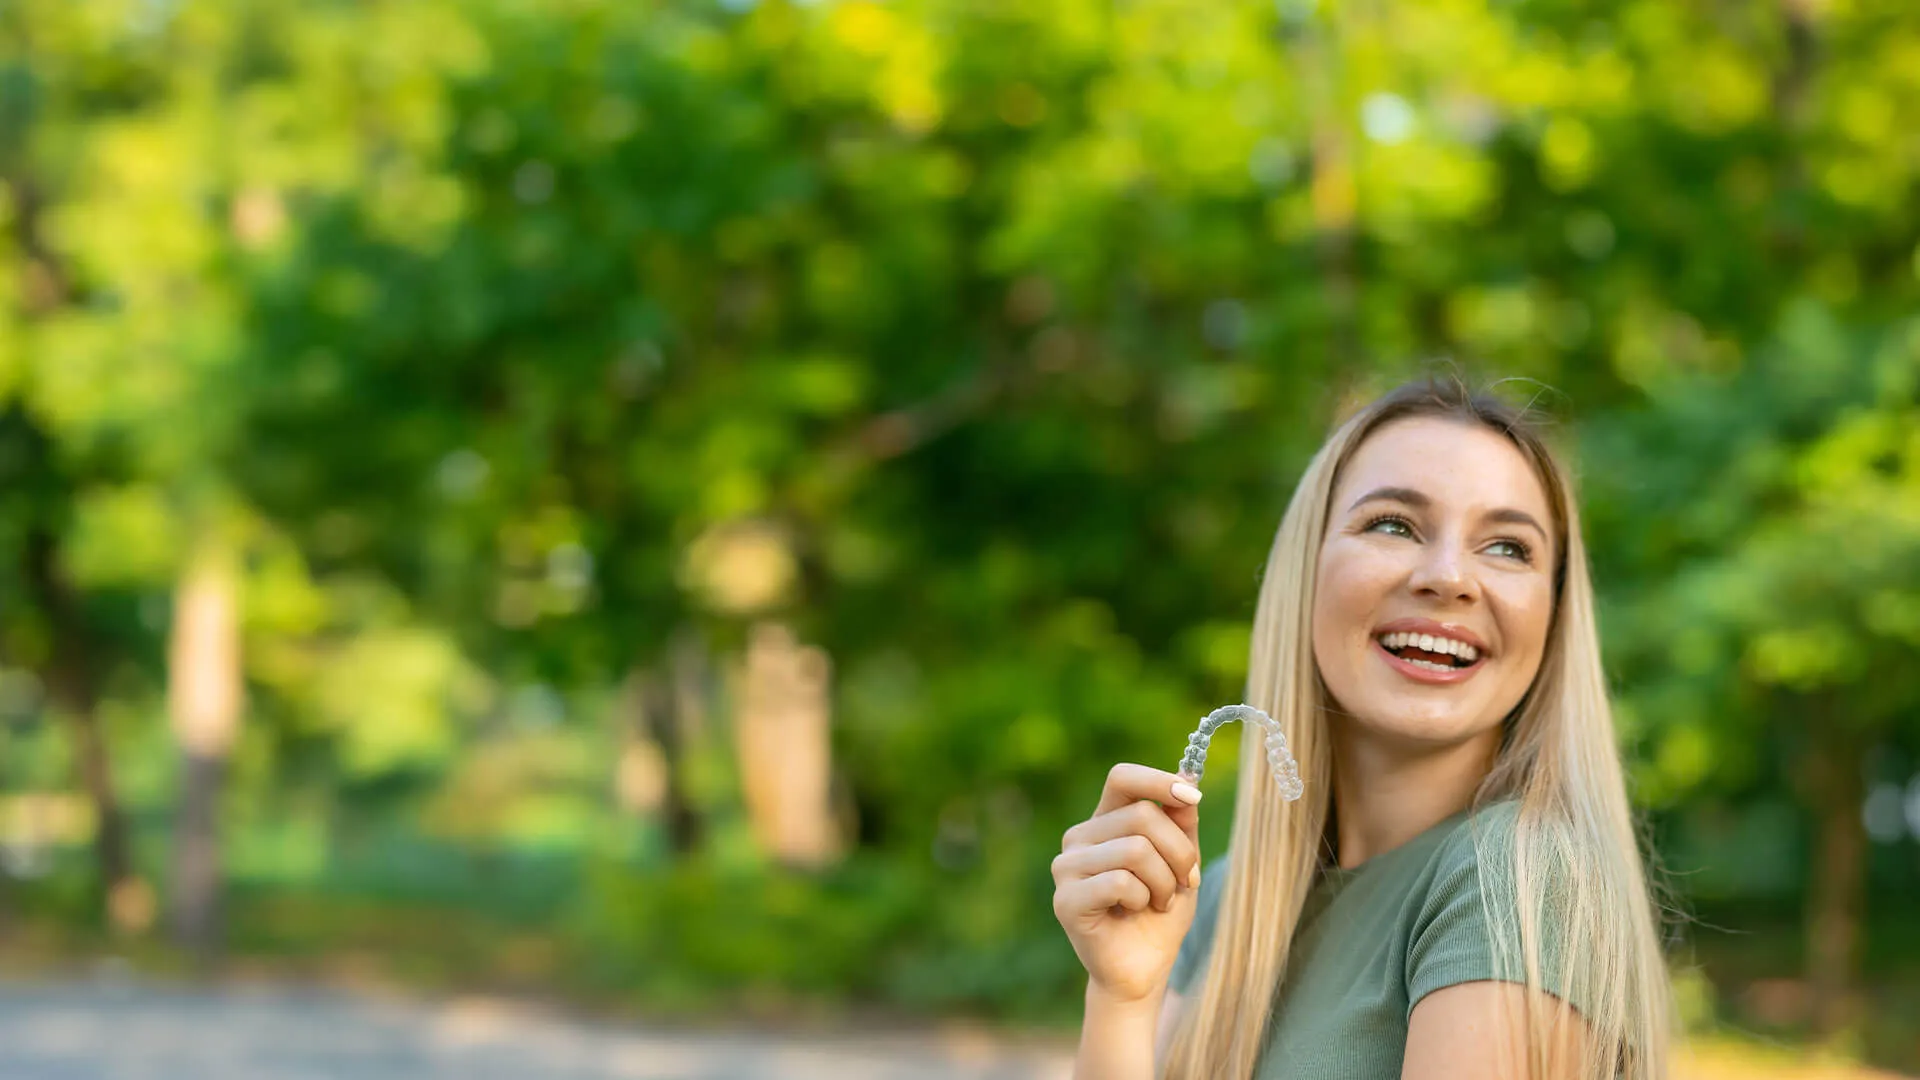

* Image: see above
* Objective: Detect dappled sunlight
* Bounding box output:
[1,0,1918,1075]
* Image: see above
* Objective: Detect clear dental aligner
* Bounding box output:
[1179,704,1304,801]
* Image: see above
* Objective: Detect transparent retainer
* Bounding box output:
[1178,704,1304,801]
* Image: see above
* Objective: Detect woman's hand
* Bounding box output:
[1052,763,1206,1005]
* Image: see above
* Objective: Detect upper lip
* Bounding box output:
[1372,618,1491,657]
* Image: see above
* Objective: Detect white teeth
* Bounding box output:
[1404,657,1454,672]
[1376,631,1481,662]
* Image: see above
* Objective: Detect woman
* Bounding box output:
[1050,374,1674,1079]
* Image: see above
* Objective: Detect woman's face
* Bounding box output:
[1312,416,1557,749]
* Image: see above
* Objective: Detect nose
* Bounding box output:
[1408,536,1478,602]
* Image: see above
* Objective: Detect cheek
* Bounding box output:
[1317,543,1401,615]
[1491,582,1555,661]
[1313,545,1397,651]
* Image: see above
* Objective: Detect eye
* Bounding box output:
[1490,538,1534,564]
[1362,513,1415,538]
[1365,513,1535,564]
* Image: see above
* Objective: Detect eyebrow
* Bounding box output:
[1347,485,1549,544]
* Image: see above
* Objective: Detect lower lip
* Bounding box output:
[1372,637,1487,685]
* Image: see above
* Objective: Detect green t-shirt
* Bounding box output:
[1168,798,1588,1079]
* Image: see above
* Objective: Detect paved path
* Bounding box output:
[0,977,1074,1080]
[7,977,1914,1080]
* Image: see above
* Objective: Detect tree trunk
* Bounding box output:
[627,629,710,853]
[24,521,139,931]
[168,544,243,959]
[626,668,696,850]
[1803,723,1865,1037]
[170,751,226,954]
[733,620,841,868]
[65,684,142,930]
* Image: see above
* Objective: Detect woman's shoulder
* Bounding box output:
[1433,796,1574,883]
[1408,795,1595,1013]
[1414,796,1586,960]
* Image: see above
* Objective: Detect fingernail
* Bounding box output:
[1170,781,1203,805]
[1188,864,1202,889]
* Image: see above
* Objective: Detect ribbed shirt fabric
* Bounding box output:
[1167,797,1587,1079]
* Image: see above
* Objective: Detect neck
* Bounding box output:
[1325,714,1501,870]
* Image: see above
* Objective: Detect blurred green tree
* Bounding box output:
[0,0,1917,1058]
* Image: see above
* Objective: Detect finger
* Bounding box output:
[1062,801,1199,887]
[1096,762,1204,819]
[1160,798,1202,873]
[1073,868,1153,915]
[1053,834,1180,912]
[1093,764,1202,869]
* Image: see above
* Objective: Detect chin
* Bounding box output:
[1344,697,1497,748]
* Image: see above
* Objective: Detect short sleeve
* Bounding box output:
[1168,852,1230,996]
[1405,801,1593,1019]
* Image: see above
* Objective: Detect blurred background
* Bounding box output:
[0,0,1917,1077]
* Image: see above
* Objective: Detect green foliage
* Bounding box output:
[2,0,1919,1065]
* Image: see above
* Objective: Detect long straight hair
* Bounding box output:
[1160,372,1674,1079]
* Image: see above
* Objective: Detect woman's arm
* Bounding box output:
[1074,981,1165,1080]
[1154,988,1185,1063]
[1403,981,1591,1080]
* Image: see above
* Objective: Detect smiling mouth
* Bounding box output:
[1373,635,1484,672]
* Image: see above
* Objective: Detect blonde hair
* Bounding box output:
[1160,371,1675,1080]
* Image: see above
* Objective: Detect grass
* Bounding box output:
[1676,1035,1916,1080]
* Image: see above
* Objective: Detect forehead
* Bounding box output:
[1333,416,1552,520]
